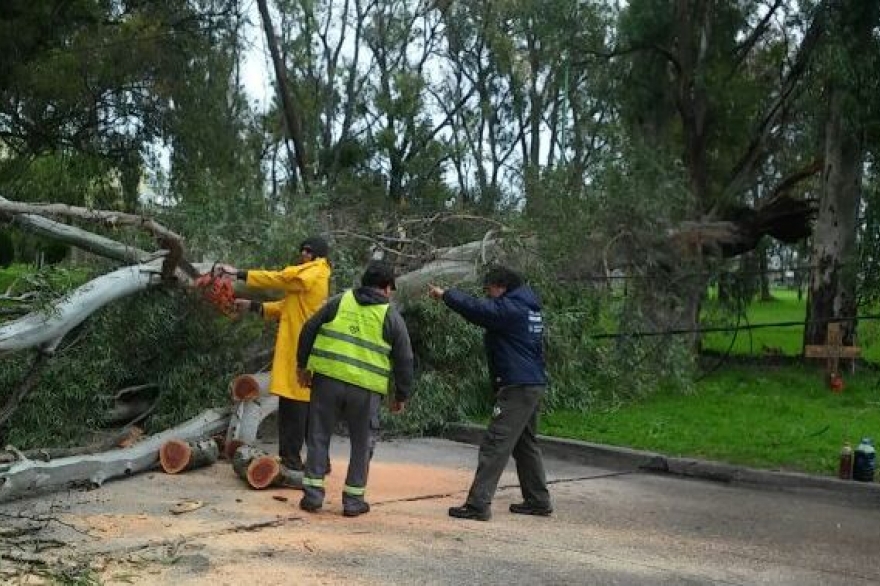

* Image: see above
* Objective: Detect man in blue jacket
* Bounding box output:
[428,266,552,521]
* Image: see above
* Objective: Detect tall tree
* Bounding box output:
[607,0,826,338]
[805,0,880,347]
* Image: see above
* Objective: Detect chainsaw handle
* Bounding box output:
[211,263,238,278]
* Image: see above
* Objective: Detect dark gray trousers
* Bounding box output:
[278,397,309,470]
[465,384,551,511]
[302,374,382,510]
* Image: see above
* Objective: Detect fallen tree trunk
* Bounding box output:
[0,427,143,463]
[232,444,302,489]
[225,373,277,459]
[0,265,155,355]
[2,196,152,265]
[394,238,524,303]
[159,438,220,474]
[0,407,231,503]
[0,198,183,242]
[0,261,212,356]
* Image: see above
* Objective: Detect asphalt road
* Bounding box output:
[1,437,878,585]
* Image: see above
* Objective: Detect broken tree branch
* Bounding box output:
[0,407,231,503]
[1,197,153,265]
[0,261,212,356]
[0,197,182,243]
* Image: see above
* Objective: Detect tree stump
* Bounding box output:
[232,444,302,489]
[159,438,219,474]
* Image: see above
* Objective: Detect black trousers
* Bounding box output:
[465,384,551,512]
[302,374,382,511]
[278,396,309,471]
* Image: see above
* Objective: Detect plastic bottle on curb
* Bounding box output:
[838,442,853,480]
[852,438,876,482]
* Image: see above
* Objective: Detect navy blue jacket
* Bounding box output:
[442,285,547,389]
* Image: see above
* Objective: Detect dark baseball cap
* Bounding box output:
[361,260,396,290]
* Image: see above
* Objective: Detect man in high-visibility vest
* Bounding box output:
[296,260,413,517]
[217,236,332,474]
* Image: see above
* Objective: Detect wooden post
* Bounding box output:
[804,322,861,385]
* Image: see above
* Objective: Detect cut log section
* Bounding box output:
[159,438,219,474]
[232,444,302,489]
[225,372,277,459]
[230,372,271,401]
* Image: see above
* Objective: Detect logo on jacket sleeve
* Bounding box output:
[528,311,544,334]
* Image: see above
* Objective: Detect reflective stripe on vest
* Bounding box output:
[307,291,392,394]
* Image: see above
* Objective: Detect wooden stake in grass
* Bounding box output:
[232,444,302,489]
[159,438,219,474]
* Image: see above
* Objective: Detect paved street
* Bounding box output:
[2,437,878,585]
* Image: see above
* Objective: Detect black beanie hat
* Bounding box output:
[299,236,329,258]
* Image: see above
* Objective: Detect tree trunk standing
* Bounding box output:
[759,245,772,301]
[804,0,875,348]
[805,84,863,347]
[256,0,310,195]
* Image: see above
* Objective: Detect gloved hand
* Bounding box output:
[214,263,238,277]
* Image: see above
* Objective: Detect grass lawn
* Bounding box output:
[541,364,880,477]
[702,288,880,362]
[539,289,880,477]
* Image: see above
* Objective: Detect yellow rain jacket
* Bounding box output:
[246,258,331,401]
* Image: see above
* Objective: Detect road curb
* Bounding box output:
[443,423,880,504]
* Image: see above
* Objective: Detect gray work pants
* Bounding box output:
[302,374,382,511]
[465,384,551,511]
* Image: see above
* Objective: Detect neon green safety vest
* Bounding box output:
[307,291,392,394]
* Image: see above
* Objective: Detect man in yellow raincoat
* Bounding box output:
[217,236,332,473]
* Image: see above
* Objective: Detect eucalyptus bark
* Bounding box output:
[805,86,863,347]
[804,0,874,348]
[0,408,231,502]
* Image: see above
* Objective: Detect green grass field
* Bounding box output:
[701,288,880,362]
[542,365,880,476]
[543,289,880,477]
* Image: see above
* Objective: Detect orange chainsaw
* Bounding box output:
[160,241,237,316]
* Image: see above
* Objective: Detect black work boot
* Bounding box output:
[343,501,371,517]
[299,496,323,513]
[448,504,491,521]
[509,502,553,516]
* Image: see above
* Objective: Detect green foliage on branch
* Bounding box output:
[0,288,261,448]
